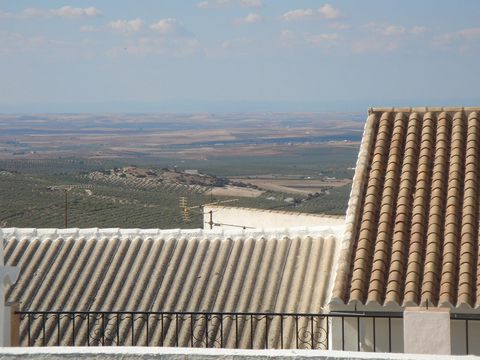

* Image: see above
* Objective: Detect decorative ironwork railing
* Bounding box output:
[15,310,406,351]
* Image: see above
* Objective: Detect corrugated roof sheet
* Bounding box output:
[332,107,480,309]
[2,227,338,347]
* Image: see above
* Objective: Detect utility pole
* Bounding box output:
[48,185,94,228]
[64,189,68,228]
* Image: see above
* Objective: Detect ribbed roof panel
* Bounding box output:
[3,227,337,347]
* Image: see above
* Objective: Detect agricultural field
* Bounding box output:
[0,112,362,228]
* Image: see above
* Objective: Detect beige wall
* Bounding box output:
[203,205,344,230]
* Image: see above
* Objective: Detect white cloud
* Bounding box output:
[305,33,340,45]
[80,25,99,33]
[329,22,351,30]
[0,31,69,55]
[365,23,404,35]
[435,27,480,51]
[107,37,200,57]
[318,4,341,20]
[280,29,340,47]
[197,0,232,9]
[150,18,182,35]
[365,23,427,36]
[384,25,406,36]
[458,28,480,39]
[221,37,254,49]
[205,36,257,57]
[0,10,13,19]
[198,0,262,9]
[51,6,101,18]
[351,39,399,53]
[280,29,296,42]
[107,17,198,57]
[108,19,144,34]
[234,13,263,25]
[240,0,263,8]
[411,26,427,35]
[281,4,341,22]
[19,8,45,19]
[281,8,315,22]
[2,6,102,19]
[354,23,427,54]
[197,1,210,9]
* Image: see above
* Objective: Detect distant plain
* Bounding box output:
[0,112,363,228]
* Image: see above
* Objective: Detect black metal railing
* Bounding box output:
[15,311,404,351]
[451,313,480,355]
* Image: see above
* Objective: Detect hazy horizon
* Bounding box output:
[1,0,480,113]
[3,98,480,114]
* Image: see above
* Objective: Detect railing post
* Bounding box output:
[388,317,391,353]
[87,314,90,346]
[72,313,76,346]
[325,315,329,350]
[235,314,239,349]
[146,315,149,346]
[265,315,269,349]
[466,319,469,355]
[56,314,60,346]
[310,316,314,349]
[295,315,299,349]
[280,315,284,349]
[190,314,194,347]
[250,314,254,349]
[101,313,105,346]
[160,314,164,346]
[205,314,208,348]
[175,314,179,347]
[42,314,46,346]
[27,314,31,346]
[357,316,360,351]
[116,313,120,346]
[220,315,224,348]
[131,312,135,345]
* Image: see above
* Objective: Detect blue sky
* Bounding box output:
[1,0,480,112]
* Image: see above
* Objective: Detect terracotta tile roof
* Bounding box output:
[2,227,337,346]
[332,107,480,308]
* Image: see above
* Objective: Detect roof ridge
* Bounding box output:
[0,225,344,240]
[370,106,480,113]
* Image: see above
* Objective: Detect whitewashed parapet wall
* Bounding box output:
[203,205,345,234]
[0,231,19,346]
[330,111,377,305]
[1,226,341,242]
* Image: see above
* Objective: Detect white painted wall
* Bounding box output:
[203,205,344,230]
[328,310,480,355]
[404,308,450,355]
[0,347,477,360]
